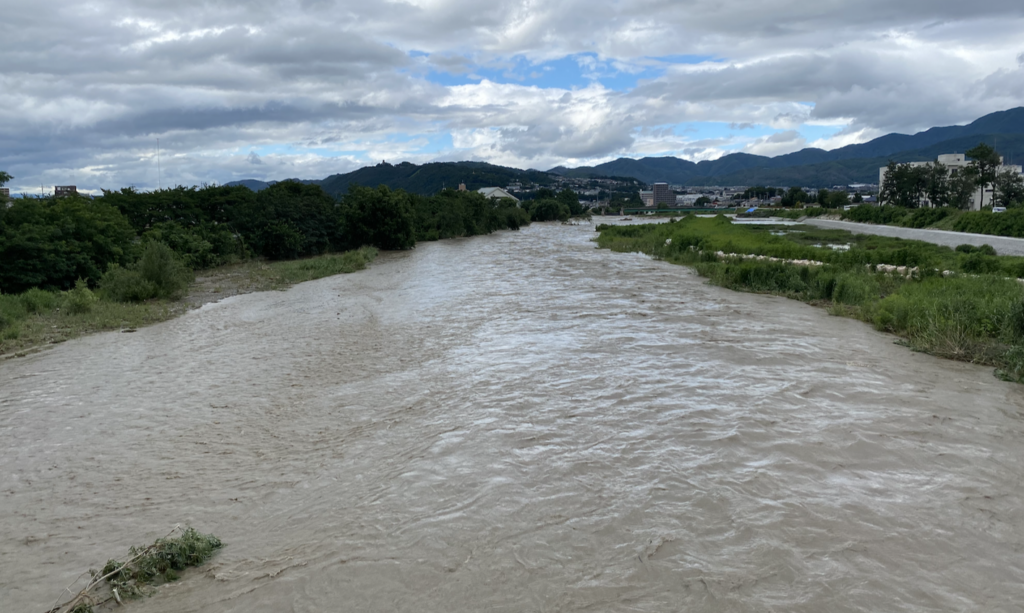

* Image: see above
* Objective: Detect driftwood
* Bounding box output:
[46,525,222,613]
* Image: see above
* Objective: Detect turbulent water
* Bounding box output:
[3,221,1024,612]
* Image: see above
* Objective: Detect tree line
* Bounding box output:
[0,178,587,295]
[880,144,1024,209]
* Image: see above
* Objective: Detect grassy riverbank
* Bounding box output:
[597,216,1024,381]
[0,247,377,358]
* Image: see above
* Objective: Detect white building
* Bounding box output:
[477,187,520,202]
[879,153,1023,210]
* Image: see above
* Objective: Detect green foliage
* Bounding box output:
[259,247,378,286]
[20,287,59,313]
[0,170,11,187]
[529,198,570,222]
[993,169,1024,208]
[951,208,1024,238]
[871,276,1024,362]
[232,181,341,259]
[0,195,136,293]
[340,185,416,250]
[966,143,1002,208]
[780,187,810,207]
[100,527,222,599]
[880,161,928,208]
[955,244,997,255]
[64,279,98,314]
[100,242,192,302]
[842,204,909,225]
[826,190,849,209]
[409,188,527,240]
[557,188,585,216]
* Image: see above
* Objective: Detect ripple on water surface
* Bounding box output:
[1,221,1023,612]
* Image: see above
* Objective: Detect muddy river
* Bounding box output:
[2,221,1023,612]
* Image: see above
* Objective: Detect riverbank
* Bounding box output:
[0,247,377,359]
[596,215,1024,382]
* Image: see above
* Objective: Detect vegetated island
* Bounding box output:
[596,215,1024,383]
[0,178,588,357]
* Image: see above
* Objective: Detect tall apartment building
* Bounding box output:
[652,182,673,207]
[640,182,675,207]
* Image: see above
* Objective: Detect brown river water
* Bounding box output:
[2,221,1024,612]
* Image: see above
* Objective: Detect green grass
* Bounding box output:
[0,247,379,357]
[249,246,378,289]
[597,215,1024,382]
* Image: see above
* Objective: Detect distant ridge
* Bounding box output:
[549,106,1024,186]
[227,107,1024,191]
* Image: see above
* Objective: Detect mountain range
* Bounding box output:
[228,107,1024,193]
[548,107,1024,186]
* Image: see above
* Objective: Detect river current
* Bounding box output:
[2,221,1023,612]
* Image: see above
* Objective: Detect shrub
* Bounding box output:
[20,287,58,313]
[99,242,192,302]
[99,265,158,302]
[64,279,98,314]
[833,274,878,306]
[137,241,192,299]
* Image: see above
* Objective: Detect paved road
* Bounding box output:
[804,218,1024,256]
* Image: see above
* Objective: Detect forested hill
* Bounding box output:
[550,106,1024,186]
[317,161,556,197]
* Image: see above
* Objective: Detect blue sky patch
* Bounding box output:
[414,52,718,92]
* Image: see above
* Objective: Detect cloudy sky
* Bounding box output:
[2,0,1023,193]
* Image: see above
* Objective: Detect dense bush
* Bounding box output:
[841,204,910,225]
[0,195,135,293]
[952,208,1024,239]
[100,242,192,302]
[409,188,528,241]
[65,279,98,314]
[340,185,416,250]
[528,198,571,222]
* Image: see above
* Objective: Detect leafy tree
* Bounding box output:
[742,186,778,200]
[816,188,831,206]
[781,186,809,207]
[827,190,850,208]
[528,199,570,222]
[880,161,927,208]
[340,185,416,250]
[852,193,863,203]
[993,169,1024,208]
[0,195,135,293]
[557,188,584,215]
[948,169,977,210]
[923,162,950,207]
[966,143,1002,208]
[694,196,712,207]
[0,171,11,187]
[233,181,340,259]
[534,187,557,200]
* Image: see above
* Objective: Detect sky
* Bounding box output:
[2,0,1023,193]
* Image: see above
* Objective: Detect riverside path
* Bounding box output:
[804,218,1024,256]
